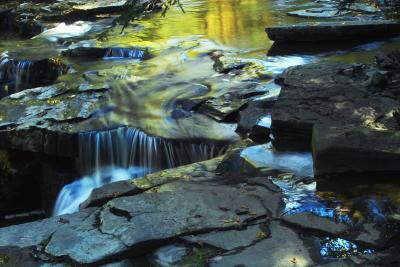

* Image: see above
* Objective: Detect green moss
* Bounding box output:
[179,247,219,267]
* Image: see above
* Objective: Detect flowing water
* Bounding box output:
[2,0,400,256]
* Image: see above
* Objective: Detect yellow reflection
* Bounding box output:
[151,0,275,49]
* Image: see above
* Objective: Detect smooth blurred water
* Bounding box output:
[53,167,147,216]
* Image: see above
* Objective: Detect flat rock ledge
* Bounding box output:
[272,52,400,151]
[266,20,400,43]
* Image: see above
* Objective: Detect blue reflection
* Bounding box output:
[320,237,374,258]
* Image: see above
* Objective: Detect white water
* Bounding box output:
[53,127,227,216]
[78,127,227,175]
[0,52,33,93]
[53,167,147,216]
[32,21,93,42]
[103,47,146,60]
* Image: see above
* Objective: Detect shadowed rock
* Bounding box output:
[312,125,400,178]
[266,20,400,43]
[272,60,399,150]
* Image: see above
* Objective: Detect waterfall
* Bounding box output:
[0,52,33,93]
[103,48,146,60]
[78,127,227,175]
[53,127,227,216]
[53,167,147,216]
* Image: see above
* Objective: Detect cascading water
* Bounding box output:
[53,127,228,216]
[78,127,227,174]
[0,52,33,94]
[103,48,147,60]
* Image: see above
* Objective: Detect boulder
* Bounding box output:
[266,20,400,43]
[272,61,399,150]
[312,125,400,178]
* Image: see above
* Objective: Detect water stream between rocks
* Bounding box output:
[1,0,400,265]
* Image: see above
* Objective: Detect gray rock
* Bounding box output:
[210,221,316,267]
[288,7,343,19]
[281,212,349,236]
[98,182,269,248]
[182,224,269,251]
[0,181,274,265]
[312,125,400,178]
[0,208,96,248]
[80,156,223,209]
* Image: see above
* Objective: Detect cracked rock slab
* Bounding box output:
[98,182,270,248]
[0,181,275,265]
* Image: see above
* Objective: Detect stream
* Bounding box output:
[1,0,400,264]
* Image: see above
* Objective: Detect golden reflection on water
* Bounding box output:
[145,0,276,49]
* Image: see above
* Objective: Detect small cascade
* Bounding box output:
[0,52,33,93]
[103,47,147,60]
[53,167,147,216]
[53,127,227,216]
[79,127,228,175]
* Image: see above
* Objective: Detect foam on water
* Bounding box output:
[103,48,146,60]
[53,167,146,216]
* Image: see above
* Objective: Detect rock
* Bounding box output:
[72,0,130,13]
[249,124,271,143]
[212,54,250,73]
[288,7,344,19]
[197,81,270,121]
[182,224,270,251]
[312,125,400,178]
[210,221,317,267]
[80,156,223,209]
[272,61,399,150]
[0,83,105,156]
[266,20,400,43]
[282,212,350,237]
[198,95,248,121]
[211,53,272,81]
[0,181,273,265]
[0,53,67,95]
[353,223,397,249]
[239,145,314,177]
